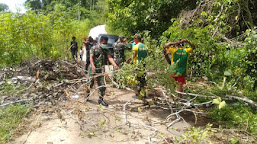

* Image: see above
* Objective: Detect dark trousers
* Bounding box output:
[85,57,90,73]
[71,49,77,58]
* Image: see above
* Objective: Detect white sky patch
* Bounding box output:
[0,0,27,13]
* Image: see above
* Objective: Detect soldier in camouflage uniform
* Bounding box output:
[113,36,131,67]
[88,36,119,107]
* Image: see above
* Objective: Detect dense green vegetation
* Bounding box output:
[0,0,107,66]
[108,0,257,136]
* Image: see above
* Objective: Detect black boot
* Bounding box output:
[98,97,108,107]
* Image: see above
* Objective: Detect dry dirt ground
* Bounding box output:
[3,59,256,144]
[9,85,194,144]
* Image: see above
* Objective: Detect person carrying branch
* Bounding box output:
[164,39,195,101]
[113,36,131,67]
[70,36,78,59]
[88,36,119,107]
[127,34,148,104]
[82,37,92,74]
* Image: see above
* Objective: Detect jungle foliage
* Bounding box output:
[108,0,257,135]
[0,0,107,66]
[108,0,257,91]
[0,3,8,12]
[1,0,257,138]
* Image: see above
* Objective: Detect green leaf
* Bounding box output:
[138,107,142,112]
[230,138,239,144]
[212,97,221,105]
[224,69,232,76]
[89,132,95,136]
[218,101,226,109]
[100,120,106,127]
[99,104,104,112]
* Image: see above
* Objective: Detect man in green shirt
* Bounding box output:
[128,34,148,104]
[89,36,119,107]
[164,39,195,100]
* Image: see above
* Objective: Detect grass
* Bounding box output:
[0,82,25,94]
[0,104,31,143]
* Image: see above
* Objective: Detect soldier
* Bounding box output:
[82,37,92,74]
[89,36,119,107]
[113,36,131,67]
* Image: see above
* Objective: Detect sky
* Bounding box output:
[0,0,27,13]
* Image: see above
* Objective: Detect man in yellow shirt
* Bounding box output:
[164,39,195,101]
[127,34,148,104]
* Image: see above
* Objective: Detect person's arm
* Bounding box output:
[126,50,137,64]
[123,40,131,50]
[133,50,137,61]
[183,39,196,49]
[163,48,171,64]
[126,55,133,64]
[164,41,181,49]
[70,42,73,49]
[76,42,79,51]
[107,55,119,70]
[90,54,96,73]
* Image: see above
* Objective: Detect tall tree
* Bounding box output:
[0,3,9,11]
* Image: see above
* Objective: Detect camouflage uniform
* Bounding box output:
[113,42,130,67]
[88,44,111,97]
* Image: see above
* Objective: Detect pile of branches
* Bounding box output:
[21,59,86,80]
[0,59,88,109]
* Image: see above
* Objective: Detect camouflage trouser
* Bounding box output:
[136,72,147,100]
[88,66,106,97]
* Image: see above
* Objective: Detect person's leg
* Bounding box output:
[135,75,141,98]
[85,57,90,74]
[71,50,75,59]
[86,66,94,98]
[170,75,177,101]
[75,50,78,58]
[176,76,186,99]
[177,84,183,98]
[97,75,108,106]
[136,74,147,104]
[140,73,147,104]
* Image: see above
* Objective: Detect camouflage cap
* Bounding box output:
[132,33,141,39]
[119,35,125,39]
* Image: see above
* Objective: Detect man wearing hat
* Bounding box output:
[127,33,148,104]
[164,39,195,101]
[113,36,131,67]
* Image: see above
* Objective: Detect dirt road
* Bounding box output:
[10,85,191,144]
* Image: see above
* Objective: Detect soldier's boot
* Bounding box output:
[98,96,108,107]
